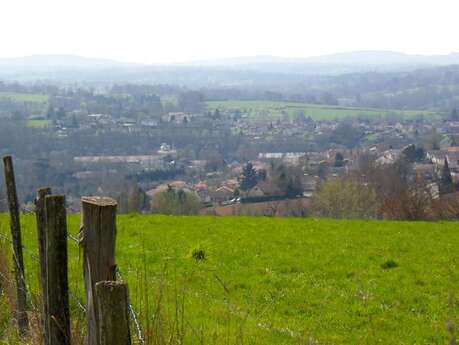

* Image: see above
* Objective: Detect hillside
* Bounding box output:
[206,100,437,121]
[0,215,458,344]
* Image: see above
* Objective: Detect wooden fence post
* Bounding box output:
[96,281,131,345]
[81,196,117,345]
[35,187,52,345]
[2,155,28,336]
[45,195,71,345]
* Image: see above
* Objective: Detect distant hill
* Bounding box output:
[0,54,140,69]
[3,51,459,72]
[297,51,459,66]
[184,51,459,74]
[188,51,459,66]
[1,52,459,97]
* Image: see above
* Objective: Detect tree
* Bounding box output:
[451,108,459,121]
[312,177,379,219]
[352,156,435,220]
[271,163,303,197]
[151,187,201,215]
[401,144,425,163]
[440,158,455,195]
[240,162,258,191]
[294,110,306,124]
[330,122,364,148]
[178,91,204,113]
[334,152,345,167]
[424,128,442,150]
[56,107,66,119]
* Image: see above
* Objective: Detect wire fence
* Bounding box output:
[116,267,145,345]
[0,229,145,344]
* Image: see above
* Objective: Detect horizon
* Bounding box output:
[2,50,459,66]
[2,0,459,64]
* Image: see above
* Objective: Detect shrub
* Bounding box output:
[381,260,399,270]
[311,177,379,219]
[151,186,201,215]
[189,244,206,261]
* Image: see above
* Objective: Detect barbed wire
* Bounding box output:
[0,232,40,262]
[0,231,86,315]
[67,233,80,244]
[116,267,145,345]
[0,232,38,311]
[67,229,145,343]
[69,289,86,313]
[1,230,144,343]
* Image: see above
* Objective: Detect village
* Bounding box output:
[38,105,459,215]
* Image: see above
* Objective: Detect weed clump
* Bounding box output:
[381,260,398,270]
[190,246,206,261]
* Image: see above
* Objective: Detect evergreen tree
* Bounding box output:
[440,158,455,194]
[334,152,345,167]
[240,162,258,191]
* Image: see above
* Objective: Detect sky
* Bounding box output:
[1,0,458,64]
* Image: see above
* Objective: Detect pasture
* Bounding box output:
[206,100,437,121]
[26,119,51,129]
[0,215,458,344]
[0,92,49,103]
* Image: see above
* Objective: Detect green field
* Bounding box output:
[0,215,458,344]
[207,100,437,121]
[26,119,51,128]
[0,92,49,103]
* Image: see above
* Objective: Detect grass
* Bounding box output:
[0,92,49,103]
[26,120,51,129]
[206,100,438,121]
[160,95,179,107]
[0,215,458,344]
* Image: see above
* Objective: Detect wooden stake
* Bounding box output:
[81,196,117,345]
[2,155,28,336]
[96,281,131,345]
[45,195,71,345]
[35,187,52,345]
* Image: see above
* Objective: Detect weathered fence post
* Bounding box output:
[45,195,71,345]
[81,196,117,345]
[35,187,52,345]
[96,281,131,345]
[2,155,28,336]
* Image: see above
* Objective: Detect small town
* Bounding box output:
[0,81,458,219]
[2,1,459,343]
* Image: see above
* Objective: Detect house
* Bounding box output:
[194,182,211,203]
[209,186,235,204]
[162,112,192,124]
[375,149,401,165]
[141,119,159,128]
[414,163,437,181]
[428,147,459,172]
[246,186,266,198]
[146,181,191,198]
[258,152,306,165]
[158,143,177,155]
[74,154,167,170]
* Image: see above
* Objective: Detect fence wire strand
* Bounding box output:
[0,231,86,315]
[116,267,145,345]
[1,228,145,343]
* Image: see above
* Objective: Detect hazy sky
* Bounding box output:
[1,0,458,64]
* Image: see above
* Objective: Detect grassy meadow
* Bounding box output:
[0,92,49,115]
[0,92,49,103]
[26,120,52,129]
[206,100,437,121]
[0,215,458,344]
